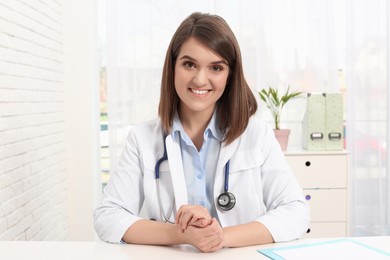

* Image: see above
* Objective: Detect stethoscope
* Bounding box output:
[154,137,236,223]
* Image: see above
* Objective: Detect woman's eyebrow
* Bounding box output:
[179,55,196,61]
[179,55,228,65]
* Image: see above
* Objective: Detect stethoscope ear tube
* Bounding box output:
[155,134,174,223]
[155,135,168,179]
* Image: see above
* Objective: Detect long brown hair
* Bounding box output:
[158,12,257,145]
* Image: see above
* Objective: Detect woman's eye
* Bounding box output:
[183,61,195,69]
[211,65,223,72]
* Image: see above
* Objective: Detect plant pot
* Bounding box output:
[273,129,291,151]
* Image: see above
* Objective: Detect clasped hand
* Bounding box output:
[175,205,224,252]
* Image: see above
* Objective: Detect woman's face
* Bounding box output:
[174,37,229,119]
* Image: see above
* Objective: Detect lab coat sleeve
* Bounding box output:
[93,128,144,243]
[256,126,310,242]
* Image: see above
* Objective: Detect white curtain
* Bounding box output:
[346,0,389,235]
[103,0,390,236]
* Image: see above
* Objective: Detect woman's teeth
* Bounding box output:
[191,89,209,95]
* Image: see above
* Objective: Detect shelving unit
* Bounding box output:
[285,150,349,238]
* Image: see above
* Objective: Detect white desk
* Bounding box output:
[1,236,389,260]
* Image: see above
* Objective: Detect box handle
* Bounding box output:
[310,132,324,141]
[328,132,342,141]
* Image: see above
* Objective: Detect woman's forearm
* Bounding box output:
[122,219,274,249]
[223,221,274,248]
[122,218,224,253]
[122,219,184,245]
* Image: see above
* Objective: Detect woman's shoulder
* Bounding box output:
[134,118,161,129]
[247,115,271,134]
[237,115,274,144]
[126,118,163,143]
[234,115,276,151]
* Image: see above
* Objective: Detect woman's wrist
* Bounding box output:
[221,222,274,248]
[123,220,185,245]
[222,227,231,248]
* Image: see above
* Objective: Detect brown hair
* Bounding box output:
[158,12,257,144]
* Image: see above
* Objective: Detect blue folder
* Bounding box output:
[258,238,390,260]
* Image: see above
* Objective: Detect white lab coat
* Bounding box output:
[93,116,310,243]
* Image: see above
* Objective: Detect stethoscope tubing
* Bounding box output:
[223,159,230,193]
[154,136,235,221]
[154,137,168,180]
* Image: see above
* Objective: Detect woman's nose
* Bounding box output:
[193,69,207,87]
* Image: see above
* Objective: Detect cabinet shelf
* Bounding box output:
[285,150,349,238]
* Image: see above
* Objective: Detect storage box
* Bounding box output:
[302,93,343,151]
[325,93,344,150]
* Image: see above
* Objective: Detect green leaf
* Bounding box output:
[257,85,304,129]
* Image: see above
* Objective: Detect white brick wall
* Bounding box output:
[0,0,68,240]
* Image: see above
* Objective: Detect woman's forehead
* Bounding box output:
[177,37,228,65]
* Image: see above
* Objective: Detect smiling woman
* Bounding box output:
[94,12,309,253]
[174,38,229,148]
[159,13,257,146]
[101,0,390,242]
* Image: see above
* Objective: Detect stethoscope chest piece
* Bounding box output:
[217,191,236,211]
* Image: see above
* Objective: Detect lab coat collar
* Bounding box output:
[221,137,239,161]
[164,134,188,210]
[171,109,223,143]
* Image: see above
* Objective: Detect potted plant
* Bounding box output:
[258,85,303,151]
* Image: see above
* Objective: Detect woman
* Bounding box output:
[94,12,309,253]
